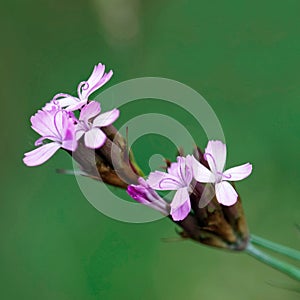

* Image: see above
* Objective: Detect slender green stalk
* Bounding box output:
[250,234,300,262]
[245,243,300,281]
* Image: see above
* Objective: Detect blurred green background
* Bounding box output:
[1,0,300,299]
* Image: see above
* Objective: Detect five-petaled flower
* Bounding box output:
[23,106,77,166]
[192,140,252,206]
[52,63,113,111]
[147,155,193,221]
[127,178,171,216]
[75,101,119,149]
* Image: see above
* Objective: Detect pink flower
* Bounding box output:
[23,106,77,166]
[127,178,171,215]
[192,140,252,206]
[52,63,113,111]
[75,101,119,149]
[147,155,193,221]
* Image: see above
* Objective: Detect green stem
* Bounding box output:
[245,243,300,281]
[250,234,300,262]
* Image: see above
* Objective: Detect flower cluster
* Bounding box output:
[127,140,252,221]
[23,62,252,223]
[23,63,300,280]
[23,63,119,166]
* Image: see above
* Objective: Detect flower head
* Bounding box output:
[23,106,77,166]
[75,101,119,149]
[127,178,170,215]
[53,63,113,111]
[147,155,193,221]
[192,140,252,206]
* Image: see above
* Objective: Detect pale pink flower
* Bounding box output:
[147,155,193,221]
[52,63,113,111]
[75,101,119,149]
[23,106,77,166]
[192,140,252,206]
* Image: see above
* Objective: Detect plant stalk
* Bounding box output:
[250,234,300,262]
[245,243,300,281]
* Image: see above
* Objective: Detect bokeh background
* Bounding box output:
[1,0,300,299]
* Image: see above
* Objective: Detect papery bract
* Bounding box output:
[192,140,252,206]
[52,63,113,111]
[147,155,193,221]
[75,101,119,149]
[23,106,77,166]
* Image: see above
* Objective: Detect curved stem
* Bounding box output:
[250,234,300,262]
[245,243,300,281]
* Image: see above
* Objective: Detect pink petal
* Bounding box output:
[43,100,60,111]
[215,181,238,206]
[83,64,105,95]
[79,64,113,100]
[167,155,193,186]
[79,101,101,121]
[31,109,58,138]
[223,163,252,181]
[170,188,191,221]
[191,156,215,183]
[55,111,76,147]
[93,109,120,127]
[147,171,183,190]
[85,70,113,98]
[55,95,79,108]
[65,100,87,112]
[62,128,78,151]
[23,143,61,166]
[205,140,227,173]
[30,108,77,148]
[167,156,183,177]
[53,110,64,135]
[84,128,106,149]
[127,182,170,215]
